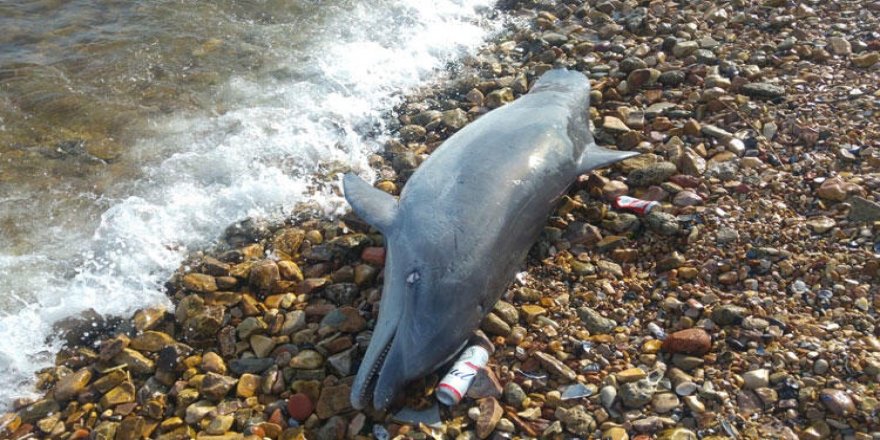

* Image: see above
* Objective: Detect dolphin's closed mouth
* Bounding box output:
[358,336,393,402]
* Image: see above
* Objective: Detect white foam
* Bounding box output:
[0,0,497,408]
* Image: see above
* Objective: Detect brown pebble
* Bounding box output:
[662,328,711,355]
[361,247,386,265]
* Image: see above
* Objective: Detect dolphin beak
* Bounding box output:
[350,315,399,410]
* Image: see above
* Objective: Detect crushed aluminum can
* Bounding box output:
[436,345,489,406]
[613,195,659,215]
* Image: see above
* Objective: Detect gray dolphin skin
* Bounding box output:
[344,69,639,410]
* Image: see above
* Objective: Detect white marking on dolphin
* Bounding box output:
[344,69,639,410]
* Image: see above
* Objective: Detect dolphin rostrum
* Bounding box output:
[344,69,638,410]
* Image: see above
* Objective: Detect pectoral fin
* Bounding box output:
[578,143,641,173]
[343,173,398,233]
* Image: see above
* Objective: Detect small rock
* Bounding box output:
[672,41,699,58]
[807,216,836,233]
[289,350,324,370]
[361,247,386,265]
[673,190,703,206]
[701,124,733,139]
[281,310,307,335]
[658,427,697,440]
[184,400,216,425]
[628,162,677,187]
[116,416,145,440]
[577,307,616,334]
[671,354,704,371]
[54,369,92,402]
[652,392,680,414]
[237,317,268,339]
[679,152,706,176]
[92,421,119,440]
[249,260,280,295]
[616,368,647,383]
[200,372,237,401]
[683,395,705,413]
[129,331,175,352]
[236,374,260,398]
[205,415,234,436]
[399,125,426,142]
[315,384,353,419]
[229,357,275,375]
[740,82,785,99]
[249,334,275,358]
[644,211,680,235]
[627,68,660,90]
[327,348,356,376]
[182,273,217,293]
[320,306,366,333]
[112,348,155,375]
[100,382,136,408]
[827,37,852,55]
[555,405,595,436]
[658,70,685,87]
[287,393,314,421]
[534,352,576,381]
[656,252,685,272]
[662,328,711,355]
[600,385,617,408]
[742,369,769,390]
[852,51,879,68]
[485,88,514,108]
[467,368,503,399]
[603,426,629,440]
[502,382,526,408]
[564,222,603,246]
[848,196,880,222]
[520,304,546,322]
[476,397,502,439]
[441,108,468,130]
[603,116,631,133]
[711,304,747,326]
[18,399,60,424]
[201,352,227,375]
[481,313,511,336]
[492,301,519,324]
[819,389,856,416]
[620,379,655,408]
[817,177,860,201]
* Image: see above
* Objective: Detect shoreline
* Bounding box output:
[4,0,880,439]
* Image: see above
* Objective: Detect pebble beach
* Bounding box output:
[2,0,880,439]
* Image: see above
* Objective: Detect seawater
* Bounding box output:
[0,0,496,407]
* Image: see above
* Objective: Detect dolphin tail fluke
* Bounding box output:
[343,173,398,233]
[578,143,641,173]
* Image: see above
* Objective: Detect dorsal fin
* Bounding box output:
[578,143,641,173]
[343,173,398,233]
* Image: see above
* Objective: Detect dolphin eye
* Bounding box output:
[406,271,420,285]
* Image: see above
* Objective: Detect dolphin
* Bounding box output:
[344,69,638,410]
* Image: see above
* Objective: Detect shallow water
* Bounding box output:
[0,0,496,406]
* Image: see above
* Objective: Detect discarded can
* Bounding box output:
[614,195,659,215]
[436,345,490,406]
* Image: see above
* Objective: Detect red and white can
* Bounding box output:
[436,345,490,406]
[614,195,660,216]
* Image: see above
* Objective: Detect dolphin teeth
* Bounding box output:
[359,335,394,401]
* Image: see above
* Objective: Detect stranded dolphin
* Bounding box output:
[344,69,638,410]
